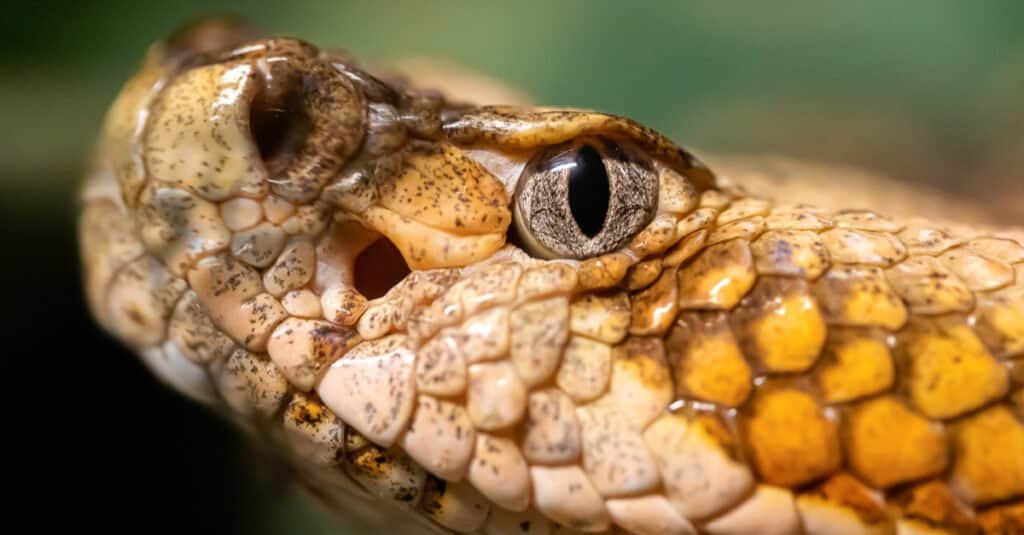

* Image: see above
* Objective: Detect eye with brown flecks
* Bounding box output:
[512,137,658,259]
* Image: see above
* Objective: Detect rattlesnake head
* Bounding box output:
[80,20,1024,534]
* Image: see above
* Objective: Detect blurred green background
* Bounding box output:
[3,2,1021,534]
[4,1,1024,217]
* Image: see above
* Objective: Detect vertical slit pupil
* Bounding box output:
[568,144,610,238]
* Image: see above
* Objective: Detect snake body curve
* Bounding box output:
[79,22,1024,534]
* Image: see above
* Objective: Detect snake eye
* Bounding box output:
[513,138,659,259]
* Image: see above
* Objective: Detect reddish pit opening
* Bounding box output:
[353,237,411,300]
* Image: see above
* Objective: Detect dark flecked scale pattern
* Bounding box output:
[80,22,1024,535]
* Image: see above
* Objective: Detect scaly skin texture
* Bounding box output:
[79,22,1024,535]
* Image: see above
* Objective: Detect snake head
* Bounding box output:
[81,20,1024,535]
[81,20,728,526]
[90,19,717,324]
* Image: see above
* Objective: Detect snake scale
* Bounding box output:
[79,21,1024,534]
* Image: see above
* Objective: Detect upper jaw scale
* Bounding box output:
[314,220,393,326]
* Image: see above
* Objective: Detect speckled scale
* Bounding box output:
[814,264,909,330]
[644,411,754,519]
[764,203,833,231]
[399,395,476,481]
[795,472,891,535]
[973,286,1024,358]
[842,395,949,488]
[379,143,511,234]
[742,384,843,488]
[814,328,894,404]
[345,444,428,508]
[899,218,963,256]
[106,255,188,347]
[136,183,232,275]
[731,277,827,373]
[750,229,830,279]
[510,297,570,385]
[885,254,974,315]
[898,318,1009,420]
[168,290,237,365]
[677,238,757,310]
[283,392,346,465]
[576,404,661,497]
[318,334,418,447]
[467,433,531,512]
[217,348,290,418]
[666,312,753,407]
[143,61,267,202]
[895,481,977,534]
[79,194,146,326]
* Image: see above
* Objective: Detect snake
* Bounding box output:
[78,20,1024,535]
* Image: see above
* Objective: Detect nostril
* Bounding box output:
[353,237,411,299]
[249,80,311,171]
[239,43,364,203]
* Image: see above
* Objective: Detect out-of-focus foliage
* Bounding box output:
[3,1,1023,211]
[3,2,1020,533]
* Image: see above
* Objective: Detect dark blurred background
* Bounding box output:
[4,1,1022,533]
